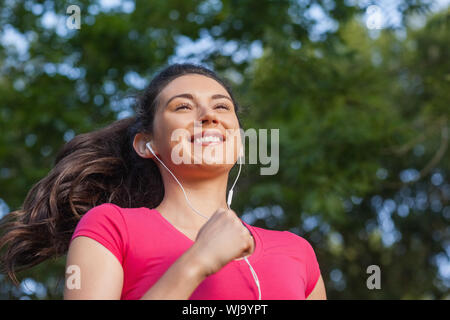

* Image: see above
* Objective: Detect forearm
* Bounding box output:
[140,246,206,300]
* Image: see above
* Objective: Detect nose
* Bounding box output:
[197,106,219,126]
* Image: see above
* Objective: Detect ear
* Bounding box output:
[133,133,156,159]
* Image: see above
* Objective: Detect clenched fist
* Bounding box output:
[190,208,254,277]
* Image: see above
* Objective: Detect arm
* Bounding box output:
[139,244,206,300]
[64,236,207,300]
[306,275,327,300]
[64,236,124,299]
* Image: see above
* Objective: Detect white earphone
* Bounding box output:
[145,140,261,300]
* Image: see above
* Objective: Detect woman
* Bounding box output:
[0,63,326,300]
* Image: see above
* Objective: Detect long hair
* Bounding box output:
[0,63,242,285]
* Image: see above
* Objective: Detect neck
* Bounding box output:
[155,168,230,230]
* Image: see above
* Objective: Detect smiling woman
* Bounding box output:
[0,63,326,300]
[141,73,242,174]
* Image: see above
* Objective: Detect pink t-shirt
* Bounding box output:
[70,203,321,300]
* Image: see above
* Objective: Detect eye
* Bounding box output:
[214,104,231,110]
[175,103,191,111]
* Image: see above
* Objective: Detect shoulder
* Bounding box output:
[282,230,316,250]
[78,203,147,222]
[74,203,154,236]
[250,225,316,254]
[71,203,129,241]
[76,203,125,226]
[81,202,123,217]
[70,203,130,268]
[250,225,290,240]
[251,225,310,244]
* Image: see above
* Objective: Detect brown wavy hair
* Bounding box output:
[0,63,242,285]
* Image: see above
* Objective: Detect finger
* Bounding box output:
[226,209,238,218]
[215,207,227,215]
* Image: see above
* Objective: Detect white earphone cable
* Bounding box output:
[146,143,209,220]
[146,142,261,300]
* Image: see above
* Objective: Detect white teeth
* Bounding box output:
[194,136,221,144]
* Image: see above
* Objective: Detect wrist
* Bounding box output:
[183,245,209,280]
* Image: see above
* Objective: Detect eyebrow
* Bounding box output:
[164,93,233,108]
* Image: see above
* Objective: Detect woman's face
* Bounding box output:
[151,74,242,176]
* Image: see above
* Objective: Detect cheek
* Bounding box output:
[159,131,190,162]
[154,113,188,144]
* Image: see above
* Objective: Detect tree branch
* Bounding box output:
[381,117,447,156]
[382,117,448,190]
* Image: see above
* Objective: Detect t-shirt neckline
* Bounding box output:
[145,207,263,264]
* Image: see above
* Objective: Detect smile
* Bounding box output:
[190,130,225,146]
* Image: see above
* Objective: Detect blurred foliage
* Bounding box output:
[0,0,449,299]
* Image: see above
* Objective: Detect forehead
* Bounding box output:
[159,74,230,101]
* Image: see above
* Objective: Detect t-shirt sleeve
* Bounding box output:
[284,231,321,298]
[70,203,128,265]
[299,237,321,298]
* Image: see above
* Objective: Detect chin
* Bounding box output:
[176,161,233,180]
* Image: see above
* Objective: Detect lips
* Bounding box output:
[190,130,225,145]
